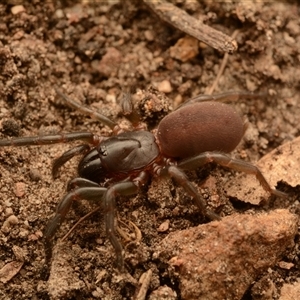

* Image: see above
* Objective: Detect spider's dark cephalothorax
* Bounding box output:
[0,89,287,271]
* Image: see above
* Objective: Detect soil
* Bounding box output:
[0,1,300,300]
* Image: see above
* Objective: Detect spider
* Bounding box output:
[0,89,286,271]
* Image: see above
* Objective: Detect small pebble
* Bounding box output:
[55,9,64,19]
[106,93,116,103]
[18,228,29,238]
[1,215,19,233]
[29,168,42,182]
[11,5,25,15]
[157,80,172,93]
[170,36,199,62]
[14,182,26,198]
[5,207,14,217]
[149,285,177,300]
[278,261,294,270]
[144,30,154,41]
[157,220,170,232]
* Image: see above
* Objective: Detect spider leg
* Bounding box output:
[178,152,287,198]
[0,132,101,147]
[164,165,221,221]
[104,181,139,270]
[67,177,101,191]
[120,90,145,129]
[179,90,266,108]
[103,172,148,270]
[52,144,91,178]
[44,184,106,268]
[55,88,117,130]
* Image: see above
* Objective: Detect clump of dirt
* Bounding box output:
[0,1,300,299]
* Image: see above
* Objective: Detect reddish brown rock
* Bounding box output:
[154,210,298,300]
[94,47,122,77]
[279,281,300,300]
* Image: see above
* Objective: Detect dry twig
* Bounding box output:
[144,0,237,53]
[134,269,153,300]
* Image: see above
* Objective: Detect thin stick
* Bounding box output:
[144,0,237,53]
[61,207,100,241]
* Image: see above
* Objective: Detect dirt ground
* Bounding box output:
[0,1,300,299]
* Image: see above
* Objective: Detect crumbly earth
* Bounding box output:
[0,1,300,300]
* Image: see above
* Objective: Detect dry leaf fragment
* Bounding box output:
[0,261,24,283]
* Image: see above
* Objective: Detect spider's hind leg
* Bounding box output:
[163,165,221,221]
[178,151,288,199]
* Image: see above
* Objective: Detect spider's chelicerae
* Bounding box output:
[0,89,286,271]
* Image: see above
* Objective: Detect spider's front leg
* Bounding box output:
[52,144,91,178]
[104,172,148,270]
[55,88,117,130]
[0,132,101,147]
[44,181,107,269]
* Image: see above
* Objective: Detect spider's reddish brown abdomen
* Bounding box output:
[156,101,244,158]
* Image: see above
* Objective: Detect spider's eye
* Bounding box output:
[99,145,107,156]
